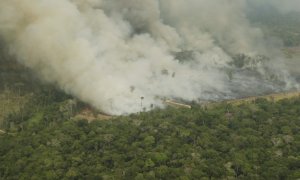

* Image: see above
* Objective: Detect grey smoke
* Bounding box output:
[248,0,300,14]
[0,0,298,114]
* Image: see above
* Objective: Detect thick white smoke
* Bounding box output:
[0,0,298,114]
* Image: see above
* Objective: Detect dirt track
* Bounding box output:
[0,129,6,134]
[224,91,300,106]
[165,91,300,109]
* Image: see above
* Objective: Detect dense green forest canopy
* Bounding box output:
[0,86,299,179]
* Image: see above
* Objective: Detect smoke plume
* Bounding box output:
[248,0,300,13]
[0,0,298,114]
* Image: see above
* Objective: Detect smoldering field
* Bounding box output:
[0,0,299,115]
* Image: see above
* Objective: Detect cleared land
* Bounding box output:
[166,91,300,109]
[223,91,300,106]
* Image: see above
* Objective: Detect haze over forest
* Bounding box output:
[1,1,300,179]
[1,0,300,114]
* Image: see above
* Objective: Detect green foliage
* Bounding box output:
[0,96,300,179]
